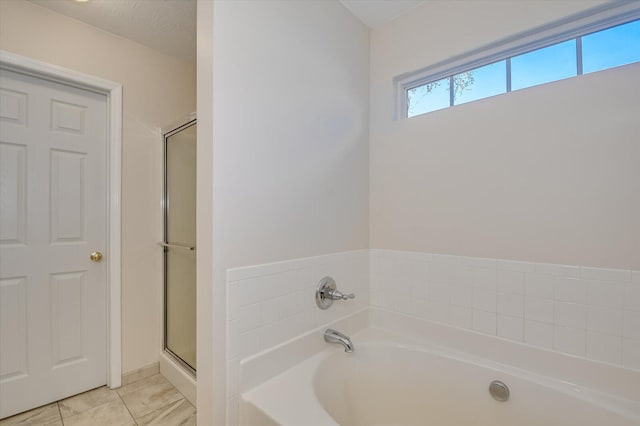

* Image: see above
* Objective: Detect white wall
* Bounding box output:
[195,0,214,424]
[370,0,640,270]
[0,0,196,374]
[213,0,370,269]
[207,1,370,423]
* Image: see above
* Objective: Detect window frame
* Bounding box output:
[395,2,640,119]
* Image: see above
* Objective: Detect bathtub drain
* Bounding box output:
[489,380,509,402]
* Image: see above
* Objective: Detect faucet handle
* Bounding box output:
[316,277,356,309]
[329,290,355,300]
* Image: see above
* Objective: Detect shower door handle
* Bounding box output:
[158,242,196,251]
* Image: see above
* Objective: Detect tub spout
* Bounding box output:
[324,328,354,353]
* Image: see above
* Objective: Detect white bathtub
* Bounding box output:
[241,328,640,426]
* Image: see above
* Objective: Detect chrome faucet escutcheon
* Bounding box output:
[324,328,354,353]
[316,277,355,310]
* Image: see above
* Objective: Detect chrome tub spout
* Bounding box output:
[324,328,354,353]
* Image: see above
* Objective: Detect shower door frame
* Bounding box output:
[162,114,197,377]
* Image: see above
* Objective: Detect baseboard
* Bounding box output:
[121,362,159,386]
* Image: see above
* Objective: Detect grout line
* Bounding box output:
[116,391,138,426]
[58,399,126,426]
[56,401,64,425]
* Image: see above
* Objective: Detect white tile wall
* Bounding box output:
[524,320,553,349]
[497,315,524,341]
[226,250,369,425]
[553,326,586,356]
[228,248,638,425]
[587,331,622,364]
[525,297,554,323]
[370,249,640,370]
[623,338,640,370]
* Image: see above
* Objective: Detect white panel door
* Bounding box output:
[0,69,107,419]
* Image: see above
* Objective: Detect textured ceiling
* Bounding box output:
[339,0,426,28]
[28,0,196,62]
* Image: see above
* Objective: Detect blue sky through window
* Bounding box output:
[454,61,506,105]
[407,77,449,116]
[583,20,640,73]
[407,19,640,118]
[511,40,577,91]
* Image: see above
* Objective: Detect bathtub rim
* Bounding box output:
[368,307,640,401]
[309,331,640,423]
[242,326,640,426]
[239,306,640,425]
[240,308,640,403]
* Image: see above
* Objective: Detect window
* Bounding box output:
[582,19,640,73]
[403,7,640,119]
[407,77,449,116]
[511,40,576,91]
[454,61,506,105]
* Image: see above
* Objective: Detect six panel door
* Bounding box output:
[0,68,108,418]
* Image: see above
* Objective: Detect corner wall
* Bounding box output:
[210,1,370,424]
[370,0,640,270]
[195,0,214,424]
[213,0,370,269]
[0,0,196,374]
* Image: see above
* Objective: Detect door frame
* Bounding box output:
[0,50,123,388]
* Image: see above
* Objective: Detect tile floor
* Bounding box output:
[0,374,196,426]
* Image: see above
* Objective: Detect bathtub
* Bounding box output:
[240,327,640,426]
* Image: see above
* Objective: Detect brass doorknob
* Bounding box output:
[90,251,103,262]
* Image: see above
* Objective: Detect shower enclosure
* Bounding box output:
[161,116,196,376]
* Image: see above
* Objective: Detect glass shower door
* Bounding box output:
[163,119,196,373]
